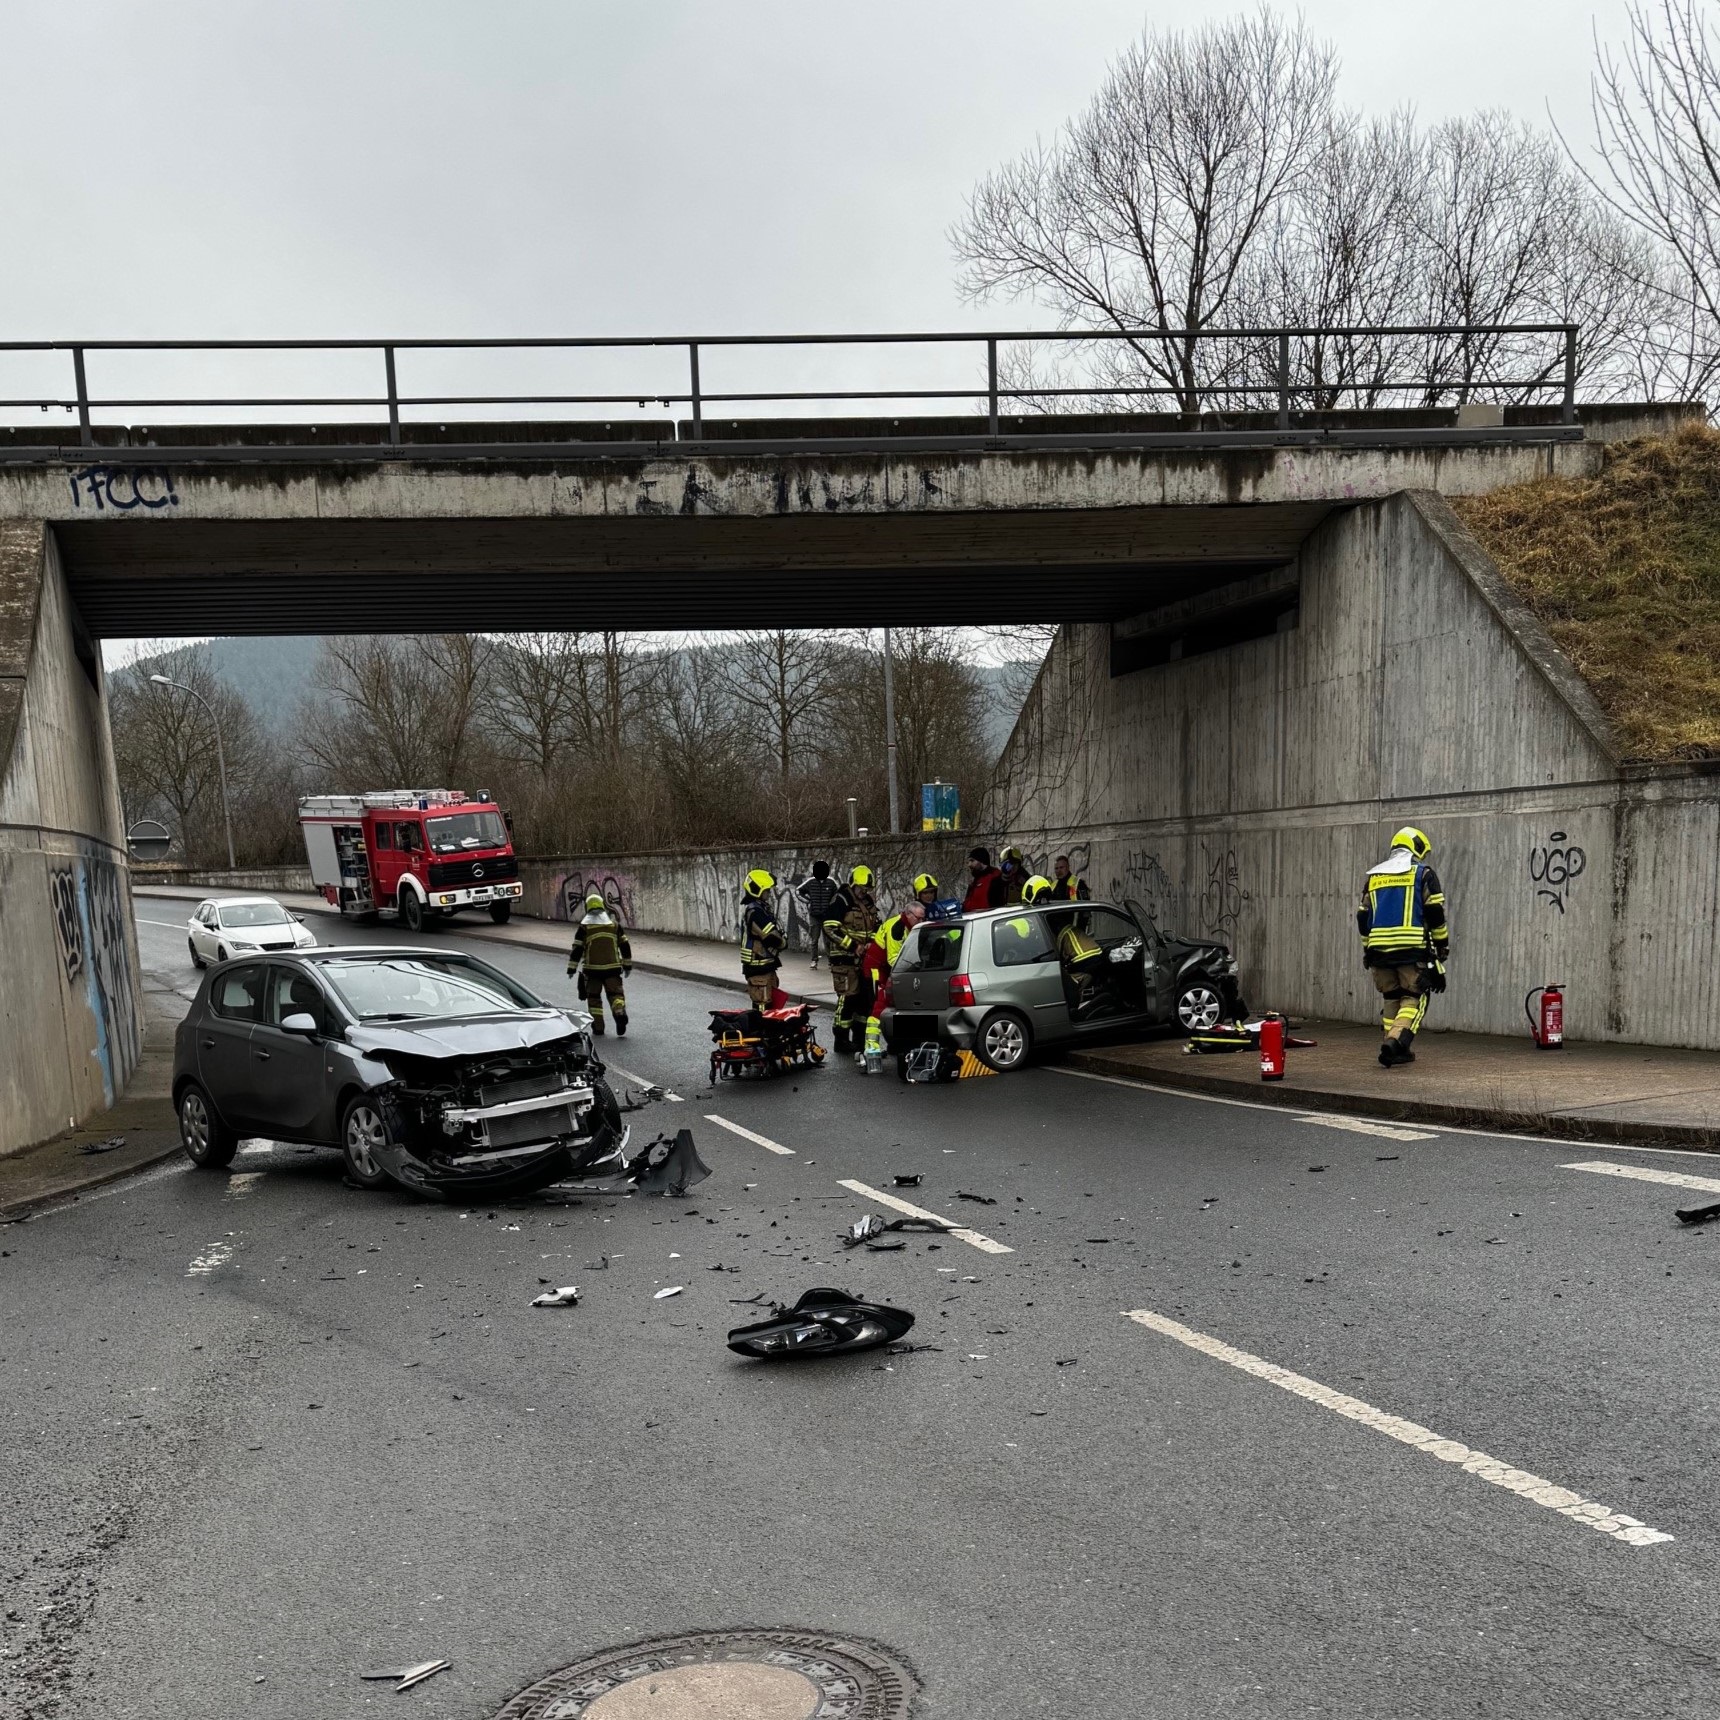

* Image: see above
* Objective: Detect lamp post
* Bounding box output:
[149,673,235,870]
[881,627,901,836]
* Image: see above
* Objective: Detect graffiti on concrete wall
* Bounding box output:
[555,869,637,926]
[49,852,141,1103]
[67,466,180,512]
[1198,844,1250,939]
[1529,830,1586,915]
[1109,847,1178,928]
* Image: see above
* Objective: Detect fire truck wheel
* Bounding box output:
[397,889,425,933]
[489,901,513,925]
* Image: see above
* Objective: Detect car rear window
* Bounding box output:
[210,965,266,1021]
[899,924,964,972]
[992,915,1055,966]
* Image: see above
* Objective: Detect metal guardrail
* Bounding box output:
[0,324,1580,448]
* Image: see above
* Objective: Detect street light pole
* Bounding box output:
[881,627,901,836]
[149,673,235,870]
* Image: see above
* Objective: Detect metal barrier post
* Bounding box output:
[384,346,401,443]
[1276,330,1291,430]
[987,337,999,435]
[1562,325,1577,425]
[72,346,92,447]
[688,342,702,439]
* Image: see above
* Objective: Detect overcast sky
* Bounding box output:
[27,0,1634,663]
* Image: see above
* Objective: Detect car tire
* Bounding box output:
[178,1082,237,1168]
[397,889,424,934]
[975,1008,1032,1072]
[187,938,206,970]
[489,901,513,925]
[340,1096,397,1190]
[1175,980,1228,1033]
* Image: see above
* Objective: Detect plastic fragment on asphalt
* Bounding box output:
[893,1174,923,1186]
[654,1285,684,1299]
[80,1135,125,1155]
[1676,1202,1720,1225]
[955,1191,998,1204]
[361,1658,452,1691]
[865,1241,906,1251]
[629,1129,712,1197]
[1376,1155,1400,1162]
[530,1286,580,1307]
[1308,1165,1327,1172]
[844,1214,887,1248]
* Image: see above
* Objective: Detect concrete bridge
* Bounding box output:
[0,397,1693,1155]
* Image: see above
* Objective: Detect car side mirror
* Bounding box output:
[291,913,305,923]
[280,1012,319,1035]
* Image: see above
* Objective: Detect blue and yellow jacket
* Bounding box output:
[1357,852,1449,965]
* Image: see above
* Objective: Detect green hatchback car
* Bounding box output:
[878,900,1245,1072]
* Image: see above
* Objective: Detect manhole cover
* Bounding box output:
[491,1628,918,1719]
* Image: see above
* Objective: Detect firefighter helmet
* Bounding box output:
[1021,874,1053,903]
[584,891,605,912]
[1000,845,1025,867]
[912,872,939,896]
[850,864,873,888]
[743,868,776,899]
[1391,826,1432,861]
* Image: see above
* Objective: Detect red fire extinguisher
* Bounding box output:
[1259,1013,1286,1081]
[1526,983,1565,1050]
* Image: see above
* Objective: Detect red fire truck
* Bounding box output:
[298,789,524,932]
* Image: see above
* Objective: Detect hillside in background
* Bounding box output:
[1454,423,1720,761]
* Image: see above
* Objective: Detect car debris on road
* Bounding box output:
[530,1285,580,1307]
[79,1134,126,1155]
[360,1658,450,1692]
[1676,1202,1720,1225]
[728,1288,915,1359]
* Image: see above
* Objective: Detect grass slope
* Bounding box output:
[1454,422,1720,761]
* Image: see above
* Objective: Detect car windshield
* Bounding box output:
[218,902,289,928]
[318,955,542,1021]
[425,811,507,853]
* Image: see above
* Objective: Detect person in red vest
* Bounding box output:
[963,847,1004,913]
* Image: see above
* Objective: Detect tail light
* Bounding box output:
[948,974,976,1007]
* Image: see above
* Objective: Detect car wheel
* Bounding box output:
[1176,980,1227,1033]
[975,1008,1032,1072]
[397,889,424,934]
[178,1082,237,1168]
[187,938,206,970]
[340,1096,396,1190]
[489,900,513,925]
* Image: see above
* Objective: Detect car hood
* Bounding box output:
[222,926,300,946]
[346,1011,580,1060]
[1163,934,1231,964]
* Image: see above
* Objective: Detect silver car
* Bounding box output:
[878,900,1245,1072]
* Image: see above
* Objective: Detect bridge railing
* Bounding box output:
[0,324,1580,447]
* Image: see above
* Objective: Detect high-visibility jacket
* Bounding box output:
[1057,923,1103,967]
[1357,854,1449,962]
[1049,875,1090,901]
[874,913,916,969]
[571,911,631,974]
[741,900,784,974]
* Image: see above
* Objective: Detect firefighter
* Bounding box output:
[1049,855,1091,901]
[860,900,928,1064]
[995,876,1054,960]
[740,868,785,1009]
[567,890,632,1036]
[825,864,881,1055]
[1358,825,1450,1067]
[1056,908,1107,1021]
[998,846,1029,904]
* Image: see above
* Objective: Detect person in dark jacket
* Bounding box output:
[998,845,1029,905]
[963,847,1004,913]
[567,891,633,1035]
[795,860,841,971]
[740,868,785,1008]
[1048,855,1091,901]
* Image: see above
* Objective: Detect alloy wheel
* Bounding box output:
[180,1090,210,1159]
[345,1106,386,1179]
[1178,985,1224,1032]
[983,1015,1027,1069]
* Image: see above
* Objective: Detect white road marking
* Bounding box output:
[1295,1114,1437,1141]
[1046,1065,1720,1160]
[606,1063,683,1102]
[837,1178,1014,1255]
[135,916,195,929]
[187,1240,233,1276]
[1561,1160,1720,1196]
[1123,1308,1672,1548]
[703,1113,795,1155]
[225,1173,265,1197]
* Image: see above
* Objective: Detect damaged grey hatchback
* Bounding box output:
[172,948,625,1198]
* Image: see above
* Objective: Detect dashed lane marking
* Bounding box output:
[703,1114,795,1155]
[606,1063,684,1102]
[1561,1160,1720,1196]
[1122,1308,1672,1547]
[837,1178,1014,1255]
[1295,1114,1438,1141]
[187,1240,233,1277]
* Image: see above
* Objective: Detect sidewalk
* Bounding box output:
[129,887,1720,1151]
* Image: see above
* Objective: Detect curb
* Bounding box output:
[1064,1046,1720,1153]
[0,1133,183,1224]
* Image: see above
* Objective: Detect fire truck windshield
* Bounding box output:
[425,811,507,853]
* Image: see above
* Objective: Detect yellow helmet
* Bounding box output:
[1391,826,1431,861]
[584,891,605,912]
[850,864,873,887]
[912,872,939,896]
[743,867,776,899]
[1021,874,1053,903]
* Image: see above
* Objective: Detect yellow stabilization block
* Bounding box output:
[955,1050,998,1079]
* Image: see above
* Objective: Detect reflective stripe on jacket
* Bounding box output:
[1358,857,1449,957]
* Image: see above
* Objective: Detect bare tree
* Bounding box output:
[722,630,845,784]
[953,6,1341,412]
[1574,0,1720,398]
[303,634,489,786]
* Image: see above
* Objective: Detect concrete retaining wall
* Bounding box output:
[0,522,142,1154]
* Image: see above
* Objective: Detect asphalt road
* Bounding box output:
[4,904,1720,1718]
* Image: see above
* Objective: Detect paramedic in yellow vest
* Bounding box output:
[740,868,785,1009]
[1056,908,1106,1020]
[1358,826,1450,1067]
[860,876,939,1061]
[567,891,633,1036]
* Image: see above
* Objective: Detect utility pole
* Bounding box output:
[881,627,901,835]
[150,673,235,870]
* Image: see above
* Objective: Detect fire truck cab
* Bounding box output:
[298,790,524,933]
